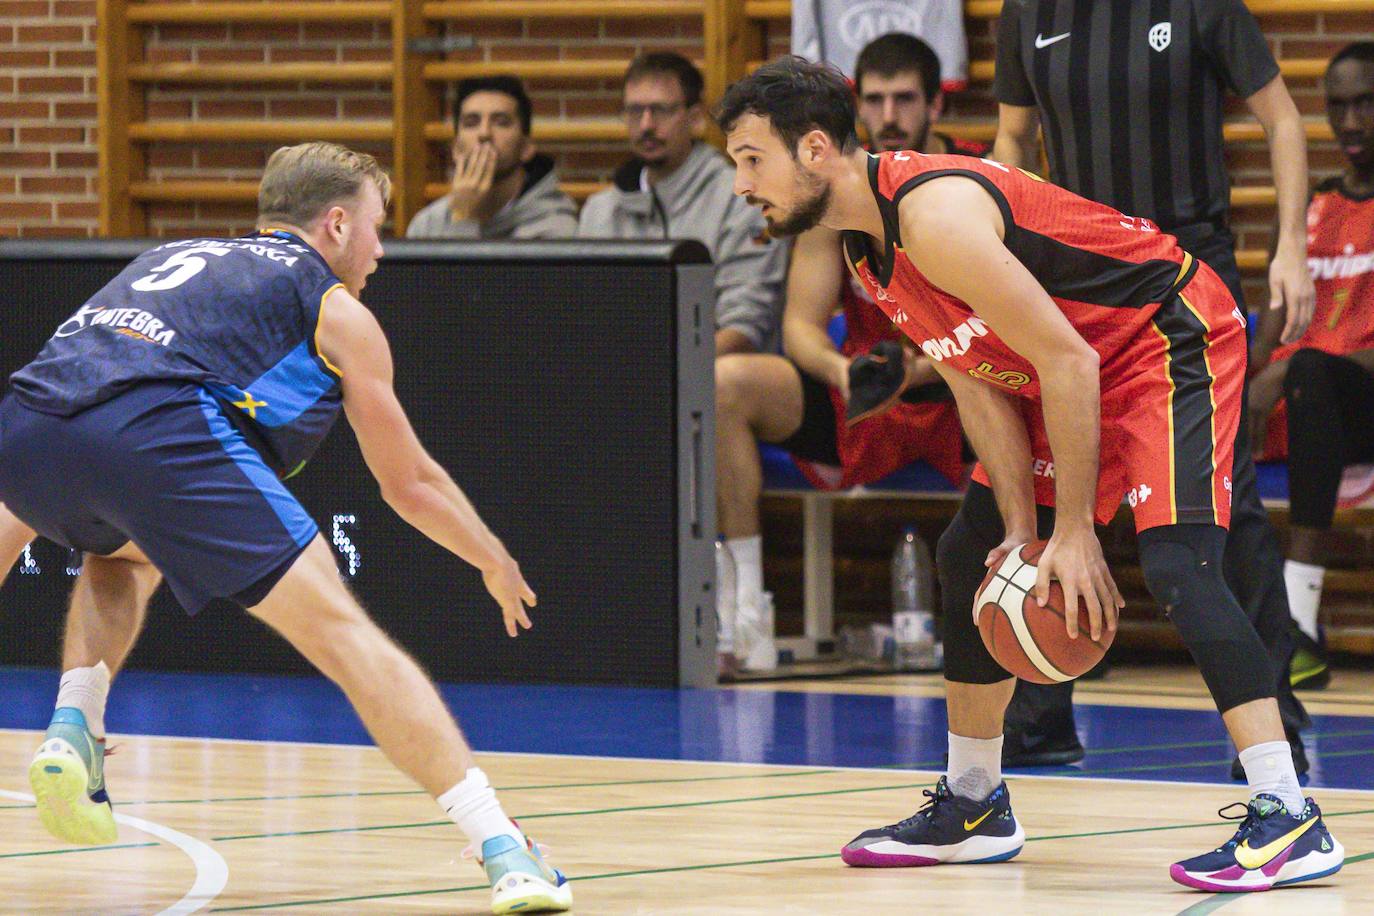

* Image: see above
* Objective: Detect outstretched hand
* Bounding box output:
[482,557,537,637]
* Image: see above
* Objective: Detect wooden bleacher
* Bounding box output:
[95,0,1374,657]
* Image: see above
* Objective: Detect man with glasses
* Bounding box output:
[578,53,787,356]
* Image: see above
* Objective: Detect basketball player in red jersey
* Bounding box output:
[717,57,1343,891]
[1249,42,1374,690]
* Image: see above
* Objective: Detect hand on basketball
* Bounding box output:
[482,556,537,638]
[984,527,1038,573]
[1035,527,1123,641]
[449,143,498,222]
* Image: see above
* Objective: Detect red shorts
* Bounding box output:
[972,264,1244,532]
[795,385,964,489]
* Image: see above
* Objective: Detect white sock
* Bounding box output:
[1239,740,1305,814]
[728,535,763,606]
[1284,560,1325,640]
[56,661,111,740]
[438,767,524,849]
[947,732,1002,801]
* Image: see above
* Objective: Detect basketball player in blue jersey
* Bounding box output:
[0,142,571,915]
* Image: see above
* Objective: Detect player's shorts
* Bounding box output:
[972,261,1244,532]
[0,380,318,614]
[777,359,965,490]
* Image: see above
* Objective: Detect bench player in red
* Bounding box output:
[717,57,1343,892]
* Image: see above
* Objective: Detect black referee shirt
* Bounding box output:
[995,0,1280,231]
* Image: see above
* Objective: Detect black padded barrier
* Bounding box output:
[0,239,717,687]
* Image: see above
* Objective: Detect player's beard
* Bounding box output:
[764,170,831,237]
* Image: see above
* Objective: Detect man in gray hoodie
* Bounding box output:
[408,75,578,240]
[578,53,787,355]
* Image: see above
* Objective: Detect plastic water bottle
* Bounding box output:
[715,538,737,662]
[892,526,938,671]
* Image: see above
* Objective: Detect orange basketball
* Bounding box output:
[975,541,1114,684]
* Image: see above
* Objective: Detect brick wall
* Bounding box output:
[0,1,1360,307]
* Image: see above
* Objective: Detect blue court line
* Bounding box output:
[3,666,1373,791]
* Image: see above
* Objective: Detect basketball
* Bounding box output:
[975,541,1115,684]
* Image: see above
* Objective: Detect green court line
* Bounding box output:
[0,769,835,807]
[1173,847,1374,916]
[0,841,158,859]
[210,782,931,841]
[1067,745,1374,778]
[875,727,1374,771]
[209,853,837,912]
[209,750,1374,844]
[209,829,1374,912]
[3,729,1369,811]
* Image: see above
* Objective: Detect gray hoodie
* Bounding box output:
[406,154,579,240]
[577,142,787,351]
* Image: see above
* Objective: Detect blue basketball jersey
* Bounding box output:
[9,230,346,478]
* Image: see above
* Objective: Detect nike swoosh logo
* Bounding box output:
[964,808,995,831]
[1234,817,1319,869]
[1035,32,1071,49]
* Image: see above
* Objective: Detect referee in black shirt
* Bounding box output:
[991,0,1315,775]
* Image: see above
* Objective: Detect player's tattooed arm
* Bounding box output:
[317,286,538,637]
[782,225,850,394]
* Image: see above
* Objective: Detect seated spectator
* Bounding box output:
[1248,41,1374,689]
[578,53,787,355]
[714,34,972,672]
[853,32,987,156]
[408,75,578,239]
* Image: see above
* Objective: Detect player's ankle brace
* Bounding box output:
[56,661,111,740]
[1138,525,1274,713]
[439,767,524,849]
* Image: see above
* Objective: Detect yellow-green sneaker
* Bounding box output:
[474,829,573,914]
[28,707,116,845]
[1290,627,1331,691]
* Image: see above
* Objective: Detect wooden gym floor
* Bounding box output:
[1,665,1371,914]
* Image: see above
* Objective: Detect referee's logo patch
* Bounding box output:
[1148,22,1172,53]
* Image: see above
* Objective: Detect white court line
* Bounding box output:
[0,788,228,915]
[10,725,1374,796]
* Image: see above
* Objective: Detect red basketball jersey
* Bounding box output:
[1273,183,1374,362]
[842,152,1217,400]
[789,264,965,490]
[1261,182,1374,459]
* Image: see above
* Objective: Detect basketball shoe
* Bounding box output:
[474,831,573,914]
[840,776,1024,866]
[28,707,116,845]
[1289,626,1331,691]
[1170,795,1343,892]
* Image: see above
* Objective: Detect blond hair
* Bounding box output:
[257,141,392,228]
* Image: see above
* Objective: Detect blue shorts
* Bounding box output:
[0,381,318,614]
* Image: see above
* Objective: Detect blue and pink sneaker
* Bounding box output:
[841,776,1024,867]
[1171,794,1343,892]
